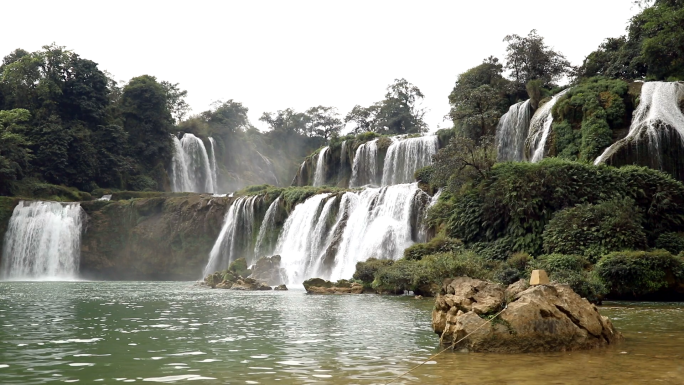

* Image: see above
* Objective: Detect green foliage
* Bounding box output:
[8,178,92,201]
[552,77,630,161]
[127,175,157,192]
[345,79,427,135]
[414,165,434,185]
[228,257,250,278]
[437,160,684,255]
[579,0,684,80]
[595,250,684,298]
[655,232,684,254]
[504,30,571,88]
[431,134,496,193]
[533,254,591,274]
[530,254,607,302]
[542,198,647,262]
[403,235,462,261]
[448,57,510,140]
[371,251,493,294]
[0,109,32,194]
[353,258,394,285]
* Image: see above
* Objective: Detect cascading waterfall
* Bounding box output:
[256,150,279,186]
[208,137,219,191]
[269,183,429,285]
[350,139,379,187]
[381,135,438,185]
[526,89,570,163]
[313,147,329,187]
[340,140,348,167]
[254,197,280,259]
[171,133,217,193]
[203,196,258,276]
[1,201,84,280]
[496,100,532,162]
[595,81,684,166]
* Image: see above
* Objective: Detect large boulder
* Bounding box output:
[303,278,364,294]
[433,278,622,353]
[249,255,286,286]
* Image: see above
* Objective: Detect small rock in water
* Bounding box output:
[274,284,288,291]
[414,295,423,300]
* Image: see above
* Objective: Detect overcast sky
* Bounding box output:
[1,1,641,132]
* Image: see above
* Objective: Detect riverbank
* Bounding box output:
[0,281,681,384]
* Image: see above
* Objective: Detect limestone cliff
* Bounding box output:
[80,194,231,280]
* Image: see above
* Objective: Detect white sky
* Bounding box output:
[1,0,641,132]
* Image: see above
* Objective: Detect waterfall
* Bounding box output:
[170,133,217,193]
[496,100,532,162]
[340,140,348,167]
[271,183,429,284]
[274,194,336,284]
[313,147,329,187]
[329,183,428,281]
[256,150,279,186]
[595,81,684,166]
[203,196,258,276]
[526,89,570,163]
[350,139,379,187]
[381,135,438,185]
[254,197,280,259]
[208,137,219,191]
[1,201,84,280]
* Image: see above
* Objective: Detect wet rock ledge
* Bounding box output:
[302,278,365,294]
[432,277,622,353]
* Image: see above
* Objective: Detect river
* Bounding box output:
[0,282,681,384]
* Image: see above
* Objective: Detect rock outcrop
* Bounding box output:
[433,277,622,353]
[80,194,231,280]
[204,270,272,291]
[303,278,365,294]
[249,255,286,286]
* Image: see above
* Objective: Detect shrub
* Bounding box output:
[655,232,684,254]
[595,250,684,298]
[128,175,157,191]
[353,258,394,285]
[228,257,250,278]
[533,254,590,274]
[414,165,434,185]
[403,235,462,261]
[542,198,647,262]
[529,254,606,303]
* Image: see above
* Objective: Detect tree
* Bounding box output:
[503,30,570,88]
[375,78,428,134]
[0,109,32,193]
[161,81,189,123]
[305,106,342,139]
[344,103,380,134]
[431,134,496,194]
[119,75,174,169]
[448,57,510,140]
[259,108,310,135]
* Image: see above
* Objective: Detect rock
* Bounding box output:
[274,284,288,291]
[530,269,550,285]
[443,277,505,315]
[303,278,364,294]
[231,278,272,291]
[433,277,622,353]
[415,295,423,300]
[249,255,286,286]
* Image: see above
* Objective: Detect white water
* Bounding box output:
[313,147,329,187]
[595,81,684,166]
[350,139,379,187]
[526,89,570,163]
[254,197,280,259]
[170,134,217,193]
[256,150,279,186]
[1,201,84,280]
[382,135,438,185]
[496,100,532,162]
[340,140,348,167]
[203,196,258,276]
[208,137,219,190]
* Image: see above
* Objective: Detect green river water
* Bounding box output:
[0,282,681,384]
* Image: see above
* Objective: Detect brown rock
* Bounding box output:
[443,277,505,315]
[274,284,288,291]
[432,278,623,353]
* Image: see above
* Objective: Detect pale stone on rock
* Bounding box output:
[530,269,550,285]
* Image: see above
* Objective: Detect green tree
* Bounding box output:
[0,109,32,193]
[344,103,380,134]
[259,108,310,135]
[504,30,570,88]
[375,78,427,134]
[160,81,189,123]
[448,57,510,140]
[305,105,342,139]
[119,75,174,170]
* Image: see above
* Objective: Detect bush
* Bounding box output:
[655,232,684,254]
[529,254,606,303]
[372,251,493,294]
[414,165,434,185]
[353,258,394,285]
[533,254,590,274]
[128,175,157,191]
[595,250,684,298]
[542,198,647,262]
[228,257,250,278]
[403,235,462,261]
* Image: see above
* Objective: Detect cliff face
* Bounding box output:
[80,194,232,280]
